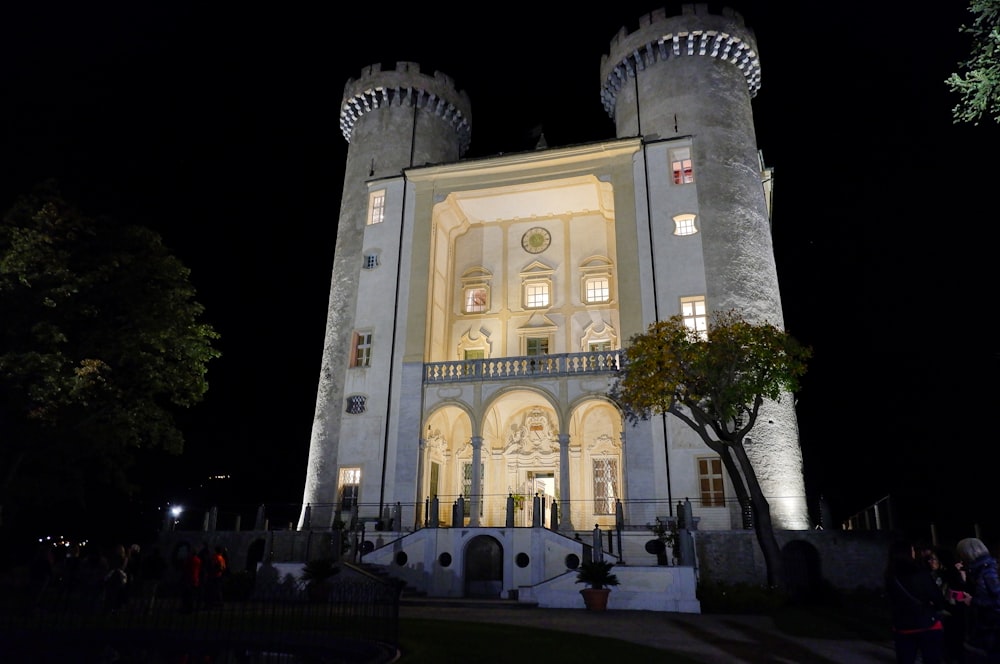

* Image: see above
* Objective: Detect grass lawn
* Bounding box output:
[397,618,703,663]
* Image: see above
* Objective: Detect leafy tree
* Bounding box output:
[0,182,220,532]
[947,0,1000,124]
[610,310,811,588]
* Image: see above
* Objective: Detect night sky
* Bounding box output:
[3,2,997,544]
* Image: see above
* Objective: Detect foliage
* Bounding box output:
[301,557,341,586]
[650,517,679,560]
[947,0,1000,124]
[574,559,620,589]
[0,181,220,527]
[609,310,810,588]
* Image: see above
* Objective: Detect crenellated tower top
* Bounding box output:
[339,61,473,156]
[599,4,760,120]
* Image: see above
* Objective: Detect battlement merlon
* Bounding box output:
[339,61,473,155]
[599,4,760,119]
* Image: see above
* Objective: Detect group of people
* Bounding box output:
[179,542,229,613]
[887,536,1000,664]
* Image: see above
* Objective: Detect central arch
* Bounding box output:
[464,535,503,598]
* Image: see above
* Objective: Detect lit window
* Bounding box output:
[680,296,707,338]
[526,337,549,356]
[464,349,485,360]
[584,277,610,303]
[525,282,549,309]
[464,287,488,313]
[673,214,698,236]
[338,467,361,511]
[351,331,372,367]
[346,395,367,414]
[698,457,725,507]
[671,147,694,184]
[592,458,618,515]
[367,190,385,225]
[589,341,612,352]
[363,253,380,270]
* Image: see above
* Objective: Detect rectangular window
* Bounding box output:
[698,457,725,507]
[589,341,612,352]
[351,331,372,367]
[671,147,694,184]
[525,282,549,308]
[526,337,549,356]
[592,458,618,515]
[680,296,707,338]
[367,190,385,225]
[464,287,488,313]
[464,349,485,360]
[338,467,361,512]
[585,277,610,303]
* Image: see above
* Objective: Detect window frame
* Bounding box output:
[670,147,694,185]
[351,330,373,368]
[697,456,725,508]
[367,190,385,225]
[672,213,698,236]
[680,296,707,338]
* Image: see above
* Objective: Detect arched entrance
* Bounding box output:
[464,535,503,598]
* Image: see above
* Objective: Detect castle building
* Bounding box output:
[298,4,810,601]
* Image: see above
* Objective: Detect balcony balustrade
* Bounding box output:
[424,351,620,383]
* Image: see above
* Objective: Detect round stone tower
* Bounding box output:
[601,5,809,529]
[300,63,471,527]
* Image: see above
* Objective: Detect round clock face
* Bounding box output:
[521,227,551,254]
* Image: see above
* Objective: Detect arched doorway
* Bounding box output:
[464,535,503,598]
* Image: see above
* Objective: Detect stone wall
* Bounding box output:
[694,529,892,592]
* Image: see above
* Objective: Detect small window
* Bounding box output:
[671,147,694,184]
[673,214,698,236]
[464,349,485,360]
[526,337,549,356]
[584,277,610,303]
[680,296,707,338]
[525,282,550,309]
[338,467,361,511]
[367,190,385,225]
[351,331,372,368]
[363,253,380,270]
[589,341,612,352]
[698,457,725,507]
[464,287,488,313]
[346,395,367,414]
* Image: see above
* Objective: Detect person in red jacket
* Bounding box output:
[204,545,227,608]
[179,547,201,614]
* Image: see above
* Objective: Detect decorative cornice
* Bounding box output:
[600,29,760,118]
[338,63,472,156]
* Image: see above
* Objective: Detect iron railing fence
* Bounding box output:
[165,495,761,534]
[1,572,400,663]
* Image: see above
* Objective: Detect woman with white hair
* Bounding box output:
[956,537,1000,662]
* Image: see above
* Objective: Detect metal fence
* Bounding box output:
[0,567,401,663]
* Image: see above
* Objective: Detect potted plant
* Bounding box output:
[650,517,679,565]
[575,559,620,611]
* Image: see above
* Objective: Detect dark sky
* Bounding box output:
[3,2,996,543]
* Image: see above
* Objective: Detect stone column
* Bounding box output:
[558,434,574,531]
[470,436,483,526]
[415,437,427,529]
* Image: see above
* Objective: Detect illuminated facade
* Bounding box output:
[300,4,809,565]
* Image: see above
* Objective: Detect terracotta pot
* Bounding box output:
[580,587,611,611]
